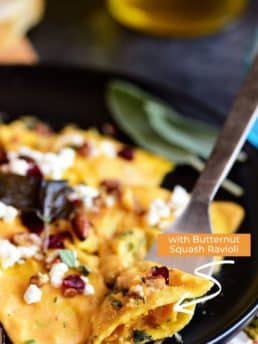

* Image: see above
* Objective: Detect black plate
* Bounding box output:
[0,65,257,344]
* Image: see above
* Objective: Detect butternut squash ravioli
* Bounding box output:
[0,118,244,344]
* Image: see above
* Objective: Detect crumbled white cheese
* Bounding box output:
[24,284,42,304]
[8,158,30,176]
[130,284,145,298]
[81,276,95,295]
[68,184,99,209]
[0,239,39,269]
[0,201,18,222]
[84,284,95,295]
[146,199,170,226]
[0,239,21,269]
[49,262,68,288]
[169,185,190,216]
[58,134,84,148]
[99,141,116,158]
[12,146,75,180]
[18,245,39,259]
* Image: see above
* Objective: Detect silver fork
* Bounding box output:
[146,55,258,273]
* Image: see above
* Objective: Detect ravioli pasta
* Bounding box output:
[0,119,244,343]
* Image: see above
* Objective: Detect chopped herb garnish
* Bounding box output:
[77,265,91,276]
[53,296,58,303]
[23,340,37,344]
[132,330,152,343]
[59,249,77,268]
[111,298,123,310]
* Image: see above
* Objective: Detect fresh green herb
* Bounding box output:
[132,329,152,343]
[111,298,123,310]
[23,340,37,344]
[77,265,91,277]
[107,81,243,197]
[145,100,217,159]
[107,81,195,165]
[59,249,77,268]
[53,296,58,303]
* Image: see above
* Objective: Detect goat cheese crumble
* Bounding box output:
[68,184,99,210]
[146,186,189,227]
[24,284,42,304]
[81,277,95,295]
[0,239,38,269]
[0,201,18,222]
[49,262,69,288]
[7,146,75,179]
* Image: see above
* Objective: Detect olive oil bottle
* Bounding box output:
[107,0,247,37]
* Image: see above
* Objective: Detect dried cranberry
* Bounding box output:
[100,179,121,195]
[27,164,43,179]
[62,275,85,293]
[21,211,44,234]
[48,231,72,249]
[117,147,134,161]
[0,146,8,165]
[149,266,169,285]
[71,208,89,240]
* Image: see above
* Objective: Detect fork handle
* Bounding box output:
[192,56,258,203]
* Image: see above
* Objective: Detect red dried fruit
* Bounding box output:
[77,142,91,157]
[62,275,85,295]
[27,164,43,179]
[0,146,8,165]
[71,208,89,240]
[100,179,121,195]
[21,211,44,234]
[149,266,169,285]
[48,231,72,249]
[117,147,135,161]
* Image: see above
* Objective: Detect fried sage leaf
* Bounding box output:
[0,172,40,211]
[107,80,243,196]
[146,100,218,159]
[0,174,74,225]
[38,180,73,223]
[107,80,201,167]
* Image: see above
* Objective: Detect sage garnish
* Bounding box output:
[146,100,217,159]
[132,329,152,343]
[107,81,243,196]
[59,249,77,268]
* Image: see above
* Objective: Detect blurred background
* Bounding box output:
[0,0,257,116]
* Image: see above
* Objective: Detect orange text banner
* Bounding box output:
[158,233,251,257]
